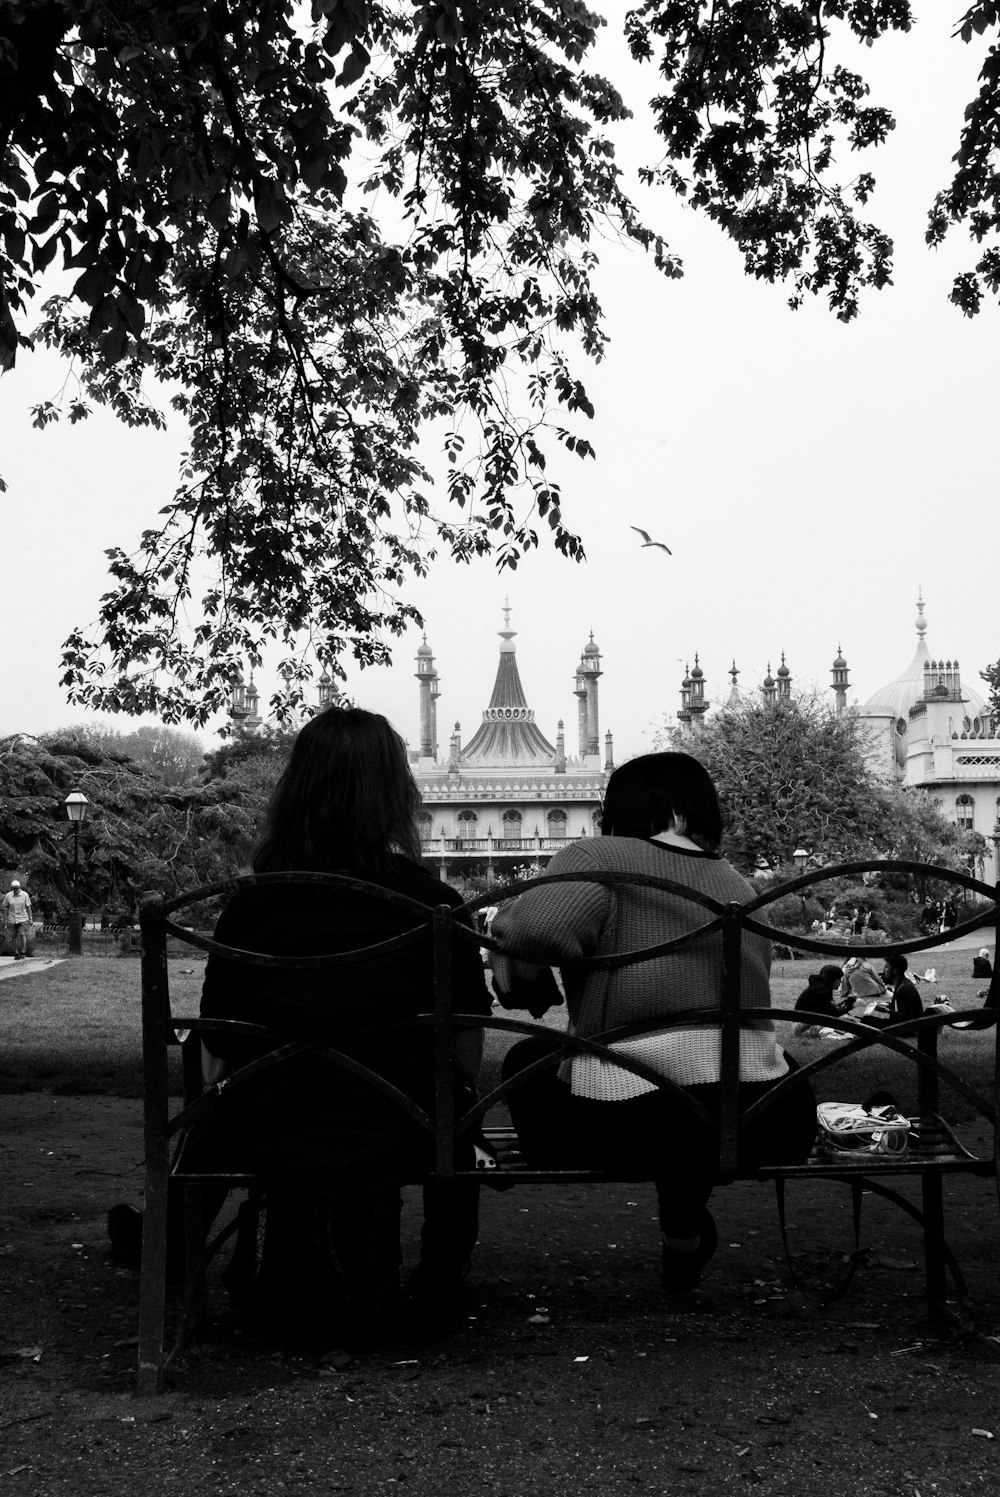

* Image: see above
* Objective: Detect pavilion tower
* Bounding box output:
[414,634,440,763]
[830,646,850,716]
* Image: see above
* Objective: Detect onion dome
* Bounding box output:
[862,593,986,721]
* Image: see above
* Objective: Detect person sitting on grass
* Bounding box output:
[793,965,850,1038]
[860,954,923,1028]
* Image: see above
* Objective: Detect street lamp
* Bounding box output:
[63,791,89,956]
[793,848,809,928]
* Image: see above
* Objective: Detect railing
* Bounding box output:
[419,834,577,855]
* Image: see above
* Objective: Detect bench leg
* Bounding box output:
[921,1171,949,1318]
[137,1179,170,1394]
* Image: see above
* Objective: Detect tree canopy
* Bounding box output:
[981,659,1000,719]
[0,728,261,914]
[663,690,984,878]
[3,2,997,720]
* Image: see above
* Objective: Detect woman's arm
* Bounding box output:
[490,844,611,964]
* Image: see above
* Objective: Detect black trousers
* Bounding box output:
[502,1035,817,1237]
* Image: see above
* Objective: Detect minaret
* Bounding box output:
[604,730,615,774]
[447,721,461,777]
[687,655,709,730]
[317,666,337,711]
[230,670,262,729]
[727,660,740,708]
[244,674,261,728]
[776,653,792,702]
[830,646,850,716]
[574,662,588,757]
[554,720,566,774]
[677,663,693,734]
[577,632,603,763]
[414,634,440,762]
[762,663,776,708]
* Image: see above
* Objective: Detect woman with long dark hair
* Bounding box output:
[492,751,816,1295]
[196,707,491,1339]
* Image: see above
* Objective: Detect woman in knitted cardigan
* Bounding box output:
[491,752,816,1294]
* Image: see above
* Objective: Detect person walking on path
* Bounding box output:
[2,880,32,959]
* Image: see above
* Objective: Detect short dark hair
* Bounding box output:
[254,706,421,879]
[884,953,908,977]
[600,752,723,852]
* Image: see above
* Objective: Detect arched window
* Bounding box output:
[956,793,975,831]
[502,810,522,828]
[416,811,432,842]
[457,810,478,843]
[546,809,567,839]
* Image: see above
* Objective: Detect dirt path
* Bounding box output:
[2,1094,1000,1495]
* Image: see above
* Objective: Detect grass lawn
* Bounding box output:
[0,956,206,1096]
[1,951,994,1129]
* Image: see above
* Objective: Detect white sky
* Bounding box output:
[1,8,996,763]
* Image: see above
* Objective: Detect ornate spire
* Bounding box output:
[831,644,850,716]
[916,588,927,642]
[499,597,516,653]
[460,607,557,765]
[415,632,440,758]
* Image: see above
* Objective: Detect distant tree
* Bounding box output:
[881,786,988,889]
[664,693,892,874]
[981,660,1000,720]
[55,722,206,786]
[661,691,990,888]
[0,729,259,915]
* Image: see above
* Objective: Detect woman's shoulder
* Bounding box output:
[387,858,465,908]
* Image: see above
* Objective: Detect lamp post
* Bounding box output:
[63,791,89,956]
[793,847,809,928]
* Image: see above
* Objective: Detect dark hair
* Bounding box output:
[884,953,908,976]
[600,752,723,852]
[253,707,421,879]
[819,965,844,987]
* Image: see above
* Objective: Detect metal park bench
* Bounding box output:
[136,861,999,1392]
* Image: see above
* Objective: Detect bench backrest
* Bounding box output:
[140,859,1000,1183]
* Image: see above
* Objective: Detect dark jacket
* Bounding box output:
[191,861,491,1176]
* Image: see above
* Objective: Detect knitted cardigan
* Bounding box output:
[491,836,787,1098]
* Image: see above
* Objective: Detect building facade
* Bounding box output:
[671,593,1000,873]
[411,607,613,883]
[856,595,999,864]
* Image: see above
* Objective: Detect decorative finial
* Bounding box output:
[916,589,927,640]
[729,660,739,687]
[502,597,512,631]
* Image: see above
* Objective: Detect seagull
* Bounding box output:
[630,526,672,554]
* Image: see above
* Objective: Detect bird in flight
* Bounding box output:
[630,526,672,554]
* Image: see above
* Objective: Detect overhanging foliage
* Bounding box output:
[2,3,997,720]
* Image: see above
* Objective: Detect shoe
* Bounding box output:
[661,1210,718,1295]
[107,1202,186,1283]
[402,1258,469,1339]
[107,1203,143,1268]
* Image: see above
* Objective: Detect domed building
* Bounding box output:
[670,591,1000,871]
[411,605,612,881]
[857,593,999,854]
